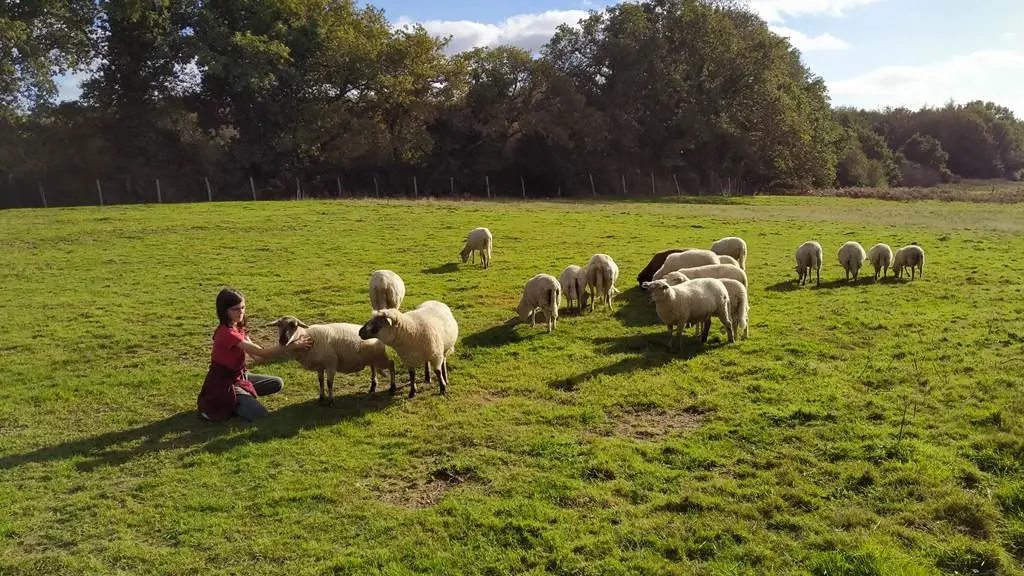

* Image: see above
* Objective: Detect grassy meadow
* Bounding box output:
[1,195,1023,575]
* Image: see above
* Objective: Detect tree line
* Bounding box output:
[2,0,1023,207]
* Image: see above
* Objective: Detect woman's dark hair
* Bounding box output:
[215,287,245,329]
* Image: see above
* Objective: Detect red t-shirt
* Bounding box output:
[212,324,247,372]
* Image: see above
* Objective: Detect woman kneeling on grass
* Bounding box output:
[198,287,312,422]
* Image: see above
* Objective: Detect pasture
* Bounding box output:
[1,196,1023,575]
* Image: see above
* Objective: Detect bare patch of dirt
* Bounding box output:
[371,465,477,509]
[603,404,710,440]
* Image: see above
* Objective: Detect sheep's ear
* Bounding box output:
[297,320,309,328]
[264,319,281,327]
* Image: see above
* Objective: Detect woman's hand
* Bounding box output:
[286,333,314,351]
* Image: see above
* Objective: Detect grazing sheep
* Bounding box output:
[267,316,395,405]
[559,264,588,311]
[460,227,493,268]
[795,240,822,286]
[660,272,749,340]
[516,273,561,332]
[838,241,868,281]
[644,278,734,349]
[651,249,720,281]
[636,248,688,287]
[369,269,406,311]
[867,243,893,280]
[717,255,741,269]
[711,236,748,269]
[645,263,747,288]
[892,244,925,280]
[358,300,458,398]
[585,253,621,311]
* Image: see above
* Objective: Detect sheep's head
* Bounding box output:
[266,316,309,347]
[459,243,471,263]
[663,272,689,286]
[644,279,673,302]
[359,310,398,341]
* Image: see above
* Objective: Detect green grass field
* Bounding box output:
[1,196,1023,575]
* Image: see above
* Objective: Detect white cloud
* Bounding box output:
[1003,32,1019,44]
[828,49,1024,115]
[770,26,849,51]
[395,10,591,55]
[746,0,884,23]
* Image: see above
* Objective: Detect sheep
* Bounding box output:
[369,269,406,311]
[559,264,588,312]
[267,316,395,405]
[794,240,822,286]
[636,248,688,287]
[892,244,925,280]
[644,277,734,349]
[660,272,749,340]
[645,263,747,288]
[838,241,868,281]
[460,227,493,269]
[710,236,748,269]
[358,300,458,398]
[585,253,621,311]
[867,243,893,280]
[717,255,742,269]
[516,273,561,332]
[651,249,720,281]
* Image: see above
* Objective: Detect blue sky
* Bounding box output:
[57,0,1024,114]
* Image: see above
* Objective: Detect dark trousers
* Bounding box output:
[235,372,283,421]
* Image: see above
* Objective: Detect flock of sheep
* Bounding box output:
[261,226,925,403]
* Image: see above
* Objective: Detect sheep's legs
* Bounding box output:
[719,310,735,343]
[434,364,447,395]
[369,366,378,394]
[408,368,418,398]
[325,367,336,406]
[317,370,327,404]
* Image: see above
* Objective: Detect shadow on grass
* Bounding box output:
[461,318,523,348]
[550,331,729,391]
[0,392,396,472]
[422,262,460,274]
[765,279,805,292]
[611,286,660,328]
[813,276,879,290]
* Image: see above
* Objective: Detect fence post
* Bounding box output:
[650,169,656,196]
[37,181,47,208]
[520,176,526,199]
[295,177,301,200]
[249,176,256,201]
[557,185,562,198]
[450,176,454,196]
[486,175,491,198]
[373,176,379,197]
[621,174,627,196]
[589,173,596,197]
[205,177,212,202]
[96,179,104,206]
[156,178,162,203]
[413,176,418,198]
[672,173,681,196]
[336,177,342,198]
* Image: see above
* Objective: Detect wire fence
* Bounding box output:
[1,168,757,209]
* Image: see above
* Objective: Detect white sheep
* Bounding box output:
[460,227,493,269]
[838,241,867,281]
[651,249,720,281]
[358,300,458,398]
[369,269,406,311]
[867,243,893,280]
[650,262,748,288]
[644,277,734,349]
[710,236,748,269]
[516,273,561,332]
[892,244,925,280]
[717,255,741,269]
[268,316,395,405]
[559,264,588,312]
[795,240,822,286]
[585,253,621,311]
[660,272,749,340]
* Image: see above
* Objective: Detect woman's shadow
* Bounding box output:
[0,391,395,473]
